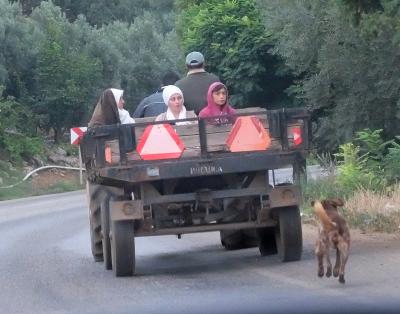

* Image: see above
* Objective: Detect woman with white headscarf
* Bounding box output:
[110,88,135,124]
[155,85,197,125]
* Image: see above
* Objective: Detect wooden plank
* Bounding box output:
[134,117,156,124]
[132,108,269,140]
[181,149,201,158]
[235,107,267,114]
[125,108,287,161]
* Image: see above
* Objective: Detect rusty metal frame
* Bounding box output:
[134,220,276,237]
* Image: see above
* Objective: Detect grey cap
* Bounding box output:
[185,51,205,66]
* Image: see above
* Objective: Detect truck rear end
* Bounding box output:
[81,107,311,276]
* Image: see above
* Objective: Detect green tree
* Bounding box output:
[0,0,42,101]
[14,0,175,27]
[177,0,292,107]
[262,0,400,150]
[87,13,181,111]
[341,0,383,24]
[0,88,43,162]
[31,2,101,141]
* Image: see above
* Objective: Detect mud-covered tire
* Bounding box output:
[87,182,103,262]
[257,227,278,256]
[275,206,302,262]
[220,228,258,250]
[241,229,259,248]
[101,198,113,270]
[100,188,124,270]
[87,182,124,264]
[220,230,244,250]
[111,220,135,277]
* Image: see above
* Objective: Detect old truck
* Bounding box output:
[80,107,311,276]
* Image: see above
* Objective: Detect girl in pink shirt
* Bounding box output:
[199,82,235,125]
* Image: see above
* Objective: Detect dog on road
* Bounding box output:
[311,198,350,284]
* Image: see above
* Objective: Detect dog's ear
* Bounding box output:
[311,200,315,206]
[331,198,344,207]
[321,200,329,209]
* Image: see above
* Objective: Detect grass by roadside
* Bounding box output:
[301,177,400,233]
[0,167,84,201]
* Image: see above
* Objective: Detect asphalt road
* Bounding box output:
[1,189,399,314]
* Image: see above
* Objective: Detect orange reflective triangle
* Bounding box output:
[226,116,271,152]
[293,127,303,145]
[136,124,185,160]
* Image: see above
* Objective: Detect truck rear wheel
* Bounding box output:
[111,220,135,277]
[101,197,115,270]
[275,206,302,262]
[87,182,103,262]
[257,227,278,256]
[220,229,258,250]
[87,182,124,264]
[101,189,125,270]
[220,230,243,250]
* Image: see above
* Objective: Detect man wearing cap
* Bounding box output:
[175,51,220,115]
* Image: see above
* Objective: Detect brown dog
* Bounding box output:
[311,198,350,284]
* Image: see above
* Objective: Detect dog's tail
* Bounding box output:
[312,200,336,231]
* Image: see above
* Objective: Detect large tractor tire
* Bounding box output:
[87,182,104,262]
[101,197,114,270]
[241,229,259,248]
[100,188,125,270]
[220,230,244,250]
[274,206,302,262]
[111,220,135,277]
[256,226,278,256]
[86,182,124,264]
[220,197,258,250]
[220,229,258,250]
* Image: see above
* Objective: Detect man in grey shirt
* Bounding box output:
[133,71,180,118]
[175,51,220,115]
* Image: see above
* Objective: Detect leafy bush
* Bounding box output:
[335,142,385,192]
[302,176,346,203]
[354,129,392,173]
[333,129,400,191]
[384,136,400,182]
[0,94,43,162]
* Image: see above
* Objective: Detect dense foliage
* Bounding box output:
[261,0,400,149]
[1,0,181,148]
[0,89,43,162]
[177,0,292,107]
[0,0,399,167]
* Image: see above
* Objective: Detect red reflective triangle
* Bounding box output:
[293,127,302,146]
[136,124,185,160]
[226,116,271,152]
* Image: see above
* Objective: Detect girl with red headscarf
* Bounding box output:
[199,82,235,125]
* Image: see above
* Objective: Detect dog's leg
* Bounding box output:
[338,241,349,284]
[325,243,332,278]
[315,239,325,277]
[333,248,340,277]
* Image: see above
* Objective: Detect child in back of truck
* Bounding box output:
[199,82,236,125]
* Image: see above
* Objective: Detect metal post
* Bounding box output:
[199,119,208,158]
[293,154,307,185]
[79,146,83,185]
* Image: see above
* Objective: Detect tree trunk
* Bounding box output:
[20,0,33,16]
[53,127,62,144]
